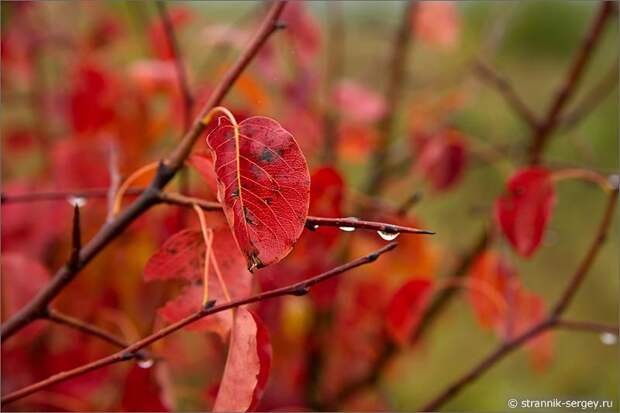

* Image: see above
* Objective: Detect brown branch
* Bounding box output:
[155,0,193,132]
[364,0,416,195]
[473,60,538,129]
[0,0,288,343]
[68,204,81,272]
[419,187,617,412]
[559,60,619,131]
[528,1,616,163]
[320,0,345,165]
[44,309,132,352]
[156,191,435,235]
[1,242,398,406]
[555,319,619,335]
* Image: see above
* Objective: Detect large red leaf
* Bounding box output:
[385,278,434,345]
[213,308,272,412]
[494,167,556,257]
[206,116,310,271]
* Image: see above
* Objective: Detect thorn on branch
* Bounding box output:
[68,204,82,271]
[202,299,217,312]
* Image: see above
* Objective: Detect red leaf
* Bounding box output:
[332,80,387,123]
[121,364,169,412]
[147,227,251,338]
[144,229,204,282]
[385,278,434,345]
[413,128,468,191]
[494,167,556,257]
[213,308,272,412]
[128,59,179,95]
[206,116,310,271]
[467,251,517,330]
[309,166,345,247]
[1,254,50,340]
[513,290,553,371]
[281,1,321,67]
[52,136,112,189]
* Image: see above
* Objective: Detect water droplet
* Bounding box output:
[67,196,86,208]
[377,230,400,241]
[313,224,319,230]
[137,358,154,369]
[339,217,359,232]
[600,332,617,346]
[608,174,619,189]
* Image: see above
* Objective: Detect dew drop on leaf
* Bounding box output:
[137,358,155,369]
[67,196,87,208]
[377,230,400,241]
[600,332,617,346]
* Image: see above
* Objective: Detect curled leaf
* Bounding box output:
[494,167,556,257]
[206,116,310,271]
[213,308,272,412]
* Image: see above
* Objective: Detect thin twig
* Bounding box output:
[320,0,344,165]
[473,60,538,129]
[156,191,435,235]
[1,188,145,204]
[365,0,416,195]
[68,204,81,272]
[528,1,616,163]
[155,0,193,131]
[555,319,618,335]
[0,0,288,343]
[559,60,619,131]
[106,142,122,222]
[1,242,398,406]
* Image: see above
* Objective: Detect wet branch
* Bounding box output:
[1,242,398,406]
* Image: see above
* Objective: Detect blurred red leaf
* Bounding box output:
[129,59,179,96]
[206,116,310,271]
[385,278,434,345]
[121,364,169,412]
[413,1,461,48]
[413,128,468,191]
[467,250,516,331]
[281,1,321,67]
[189,154,218,195]
[494,167,556,257]
[309,166,345,247]
[514,290,554,371]
[68,62,118,136]
[332,80,387,123]
[213,308,272,412]
[51,136,112,189]
[1,254,50,340]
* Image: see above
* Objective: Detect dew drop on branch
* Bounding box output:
[313,224,319,230]
[67,196,87,208]
[339,217,359,232]
[377,230,400,241]
[600,332,617,346]
[137,358,155,369]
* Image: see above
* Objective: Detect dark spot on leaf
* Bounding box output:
[260,148,275,163]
